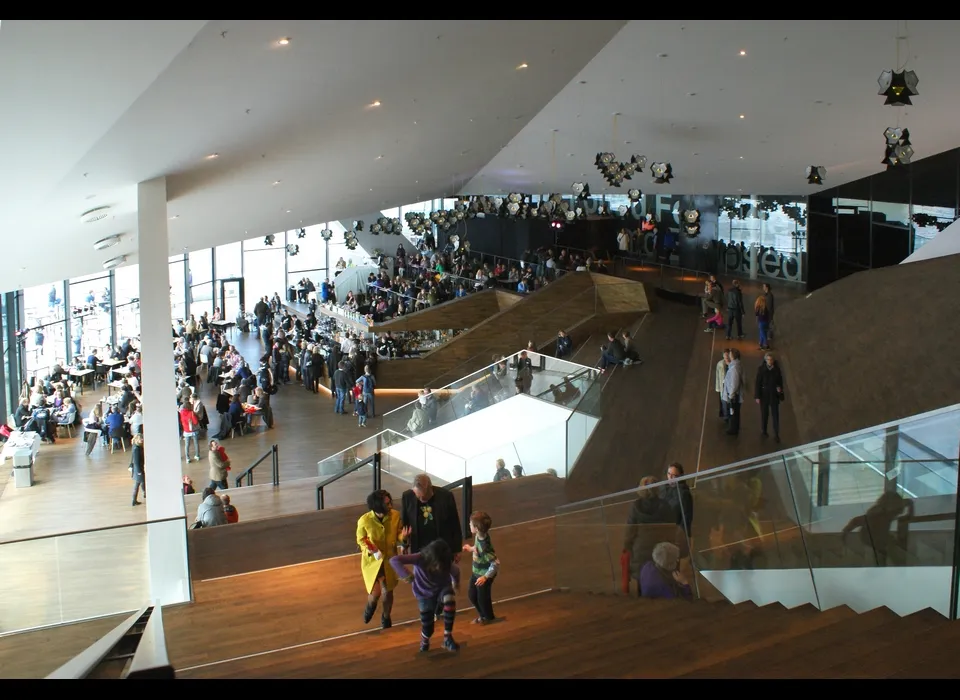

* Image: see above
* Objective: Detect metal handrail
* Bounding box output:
[317,453,382,510]
[127,603,174,679]
[234,444,279,488]
[46,605,150,679]
[1,516,186,547]
[442,476,474,539]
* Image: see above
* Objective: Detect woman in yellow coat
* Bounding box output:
[357,489,404,629]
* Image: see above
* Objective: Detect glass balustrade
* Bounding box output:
[557,404,960,618]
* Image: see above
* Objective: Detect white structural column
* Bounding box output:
[137,177,191,605]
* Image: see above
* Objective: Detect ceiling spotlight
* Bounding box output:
[273,180,281,186]
[739,114,745,119]
[264,234,275,246]
[102,255,126,270]
[353,220,364,232]
[806,165,826,185]
[285,244,299,256]
[651,162,674,184]
[571,182,591,199]
[296,228,306,238]
[682,209,701,237]
[93,234,122,251]
[516,63,528,70]
[205,153,219,160]
[627,188,642,202]
[168,215,179,220]
[370,101,381,107]
[277,37,291,46]
[739,50,747,56]
[878,69,919,106]
[320,228,333,241]
[617,204,629,217]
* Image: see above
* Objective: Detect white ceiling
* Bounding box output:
[465,20,960,200]
[4,20,959,296]
[0,19,625,292]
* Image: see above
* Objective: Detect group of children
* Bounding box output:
[358,490,500,654]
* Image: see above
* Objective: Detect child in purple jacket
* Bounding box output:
[391,538,461,653]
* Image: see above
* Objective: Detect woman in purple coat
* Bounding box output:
[391,538,461,653]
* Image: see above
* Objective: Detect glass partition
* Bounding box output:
[114,264,140,345]
[169,257,186,322]
[21,282,67,382]
[0,517,189,634]
[556,404,960,618]
[68,273,111,359]
[564,367,604,477]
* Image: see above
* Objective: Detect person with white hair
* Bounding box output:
[639,542,692,600]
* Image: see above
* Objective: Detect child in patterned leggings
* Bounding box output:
[391,539,461,653]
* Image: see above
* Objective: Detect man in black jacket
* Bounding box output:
[755,352,785,443]
[400,474,463,618]
[724,280,745,341]
[598,331,627,373]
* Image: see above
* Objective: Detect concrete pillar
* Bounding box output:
[137,177,191,605]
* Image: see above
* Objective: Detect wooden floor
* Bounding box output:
[0,515,555,678]
[181,591,960,679]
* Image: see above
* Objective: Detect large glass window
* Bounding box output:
[287,225,327,274]
[326,221,362,275]
[188,249,213,320]
[717,196,807,254]
[243,234,286,309]
[21,282,67,382]
[68,273,111,360]
[215,241,242,279]
[114,264,140,345]
[189,249,212,285]
[169,256,186,323]
[243,232,285,252]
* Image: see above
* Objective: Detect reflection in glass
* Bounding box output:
[114,264,140,345]
[717,196,807,254]
[21,282,67,381]
[68,274,111,359]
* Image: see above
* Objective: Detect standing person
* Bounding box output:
[130,433,146,506]
[463,511,499,625]
[755,295,772,351]
[762,282,776,341]
[358,365,377,418]
[755,352,785,444]
[208,439,231,490]
[722,348,744,437]
[715,349,730,420]
[390,539,461,653]
[356,490,402,630]
[399,474,464,619]
[724,280,745,341]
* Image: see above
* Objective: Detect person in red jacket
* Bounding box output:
[179,399,202,463]
[222,494,239,524]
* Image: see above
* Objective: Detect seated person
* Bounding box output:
[598,331,628,372]
[555,330,573,358]
[56,397,77,426]
[463,385,489,415]
[621,331,643,365]
[13,398,32,428]
[24,405,55,443]
[227,393,246,432]
[103,404,127,444]
[559,377,581,404]
[640,542,692,601]
[704,308,725,332]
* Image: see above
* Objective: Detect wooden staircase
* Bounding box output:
[177,589,960,678]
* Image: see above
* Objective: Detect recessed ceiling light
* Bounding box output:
[739,114,745,119]
[739,156,744,159]
[376,155,383,160]
[657,53,668,59]
[80,206,111,224]
[205,153,219,160]
[102,255,126,270]
[169,215,179,220]
[286,210,292,213]
[516,63,528,70]
[687,92,697,97]
[278,37,291,46]
[85,194,96,200]
[93,234,122,251]
[369,188,374,191]
[273,180,281,186]
[370,100,381,107]
[739,50,747,56]
[579,80,587,84]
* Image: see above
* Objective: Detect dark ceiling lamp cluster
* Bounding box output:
[878,68,919,107]
[296,228,306,238]
[681,209,701,237]
[263,234,275,246]
[806,166,826,185]
[370,216,403,235]
[882,126,913,169]
[404,212,431,236]
[320,228,334,241]
[343,220,363,250]
[650,162,674,185]
[595,153,647,187]
[285,243,299,256]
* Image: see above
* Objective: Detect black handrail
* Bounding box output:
[317,453,382,510]
[531,366,594,403]
[234,444,279,488]
[442,476,474,539]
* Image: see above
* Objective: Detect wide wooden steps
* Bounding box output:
[176,590,960,678]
